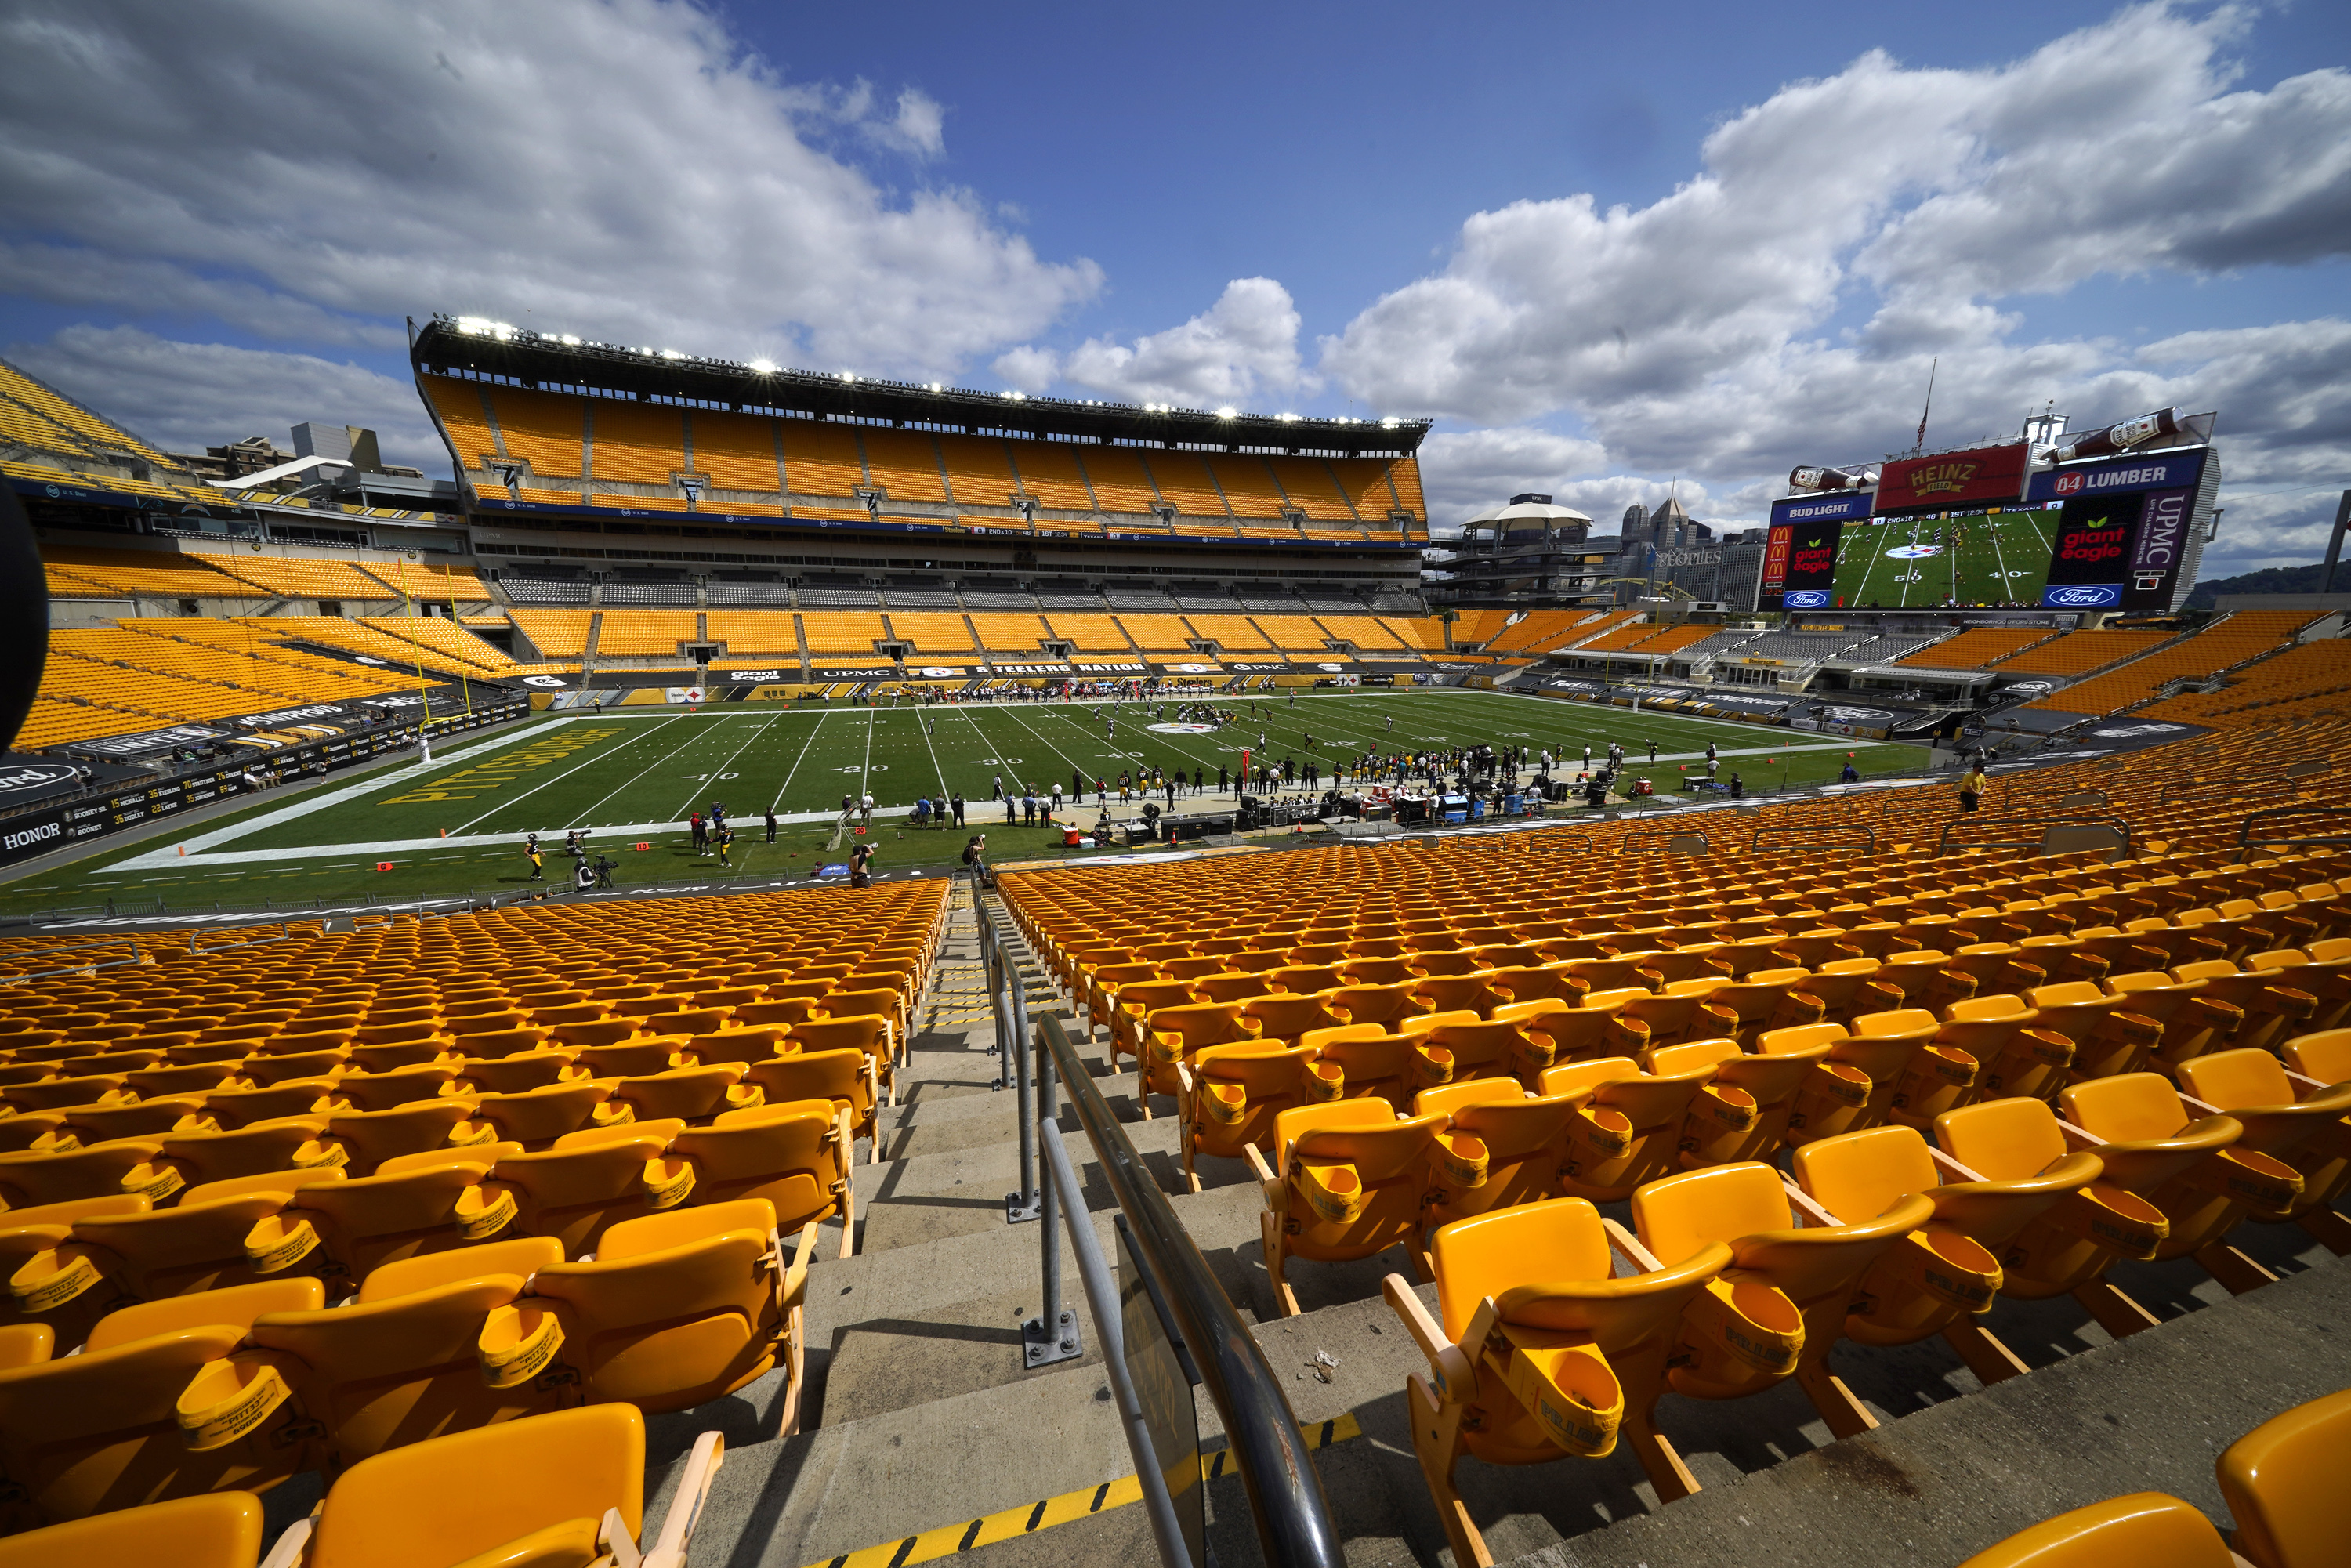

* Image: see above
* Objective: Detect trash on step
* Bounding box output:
[1312,1349,1339,1382]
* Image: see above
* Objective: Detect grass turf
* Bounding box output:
[0,690,1927,913]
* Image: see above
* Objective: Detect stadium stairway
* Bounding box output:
[602,881,2351,1568]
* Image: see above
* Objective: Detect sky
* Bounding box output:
[0,0,2345,575]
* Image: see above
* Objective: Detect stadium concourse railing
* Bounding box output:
[977,890,1345,1568]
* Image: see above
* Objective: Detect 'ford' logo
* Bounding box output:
[1782,590,1831,608]
[2045,585,2120,607]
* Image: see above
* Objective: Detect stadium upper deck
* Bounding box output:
[411,315,1431,545]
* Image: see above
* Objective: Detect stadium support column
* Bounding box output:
[2324,490,2350,595]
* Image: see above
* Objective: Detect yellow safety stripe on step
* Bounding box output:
[803,1410,1364,1568]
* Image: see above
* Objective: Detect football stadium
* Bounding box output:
[4,45,2351,1568]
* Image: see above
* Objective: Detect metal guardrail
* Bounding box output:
[0,940,145,983]
[1750,822,1876,854]
[2239,806,2351,853]
[1937,813,2134,856]
[980,886,1344,1568]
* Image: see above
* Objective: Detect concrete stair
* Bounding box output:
[404,882,2351,1568]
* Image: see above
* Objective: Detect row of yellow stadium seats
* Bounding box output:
[1954,1389,2345,1568]
[0,1041,884,1171]
[1070,936,2348,1075]
[1,958,926,1049]
[0,1193,794,1540]
[1125,951,2347,1176]
[1,1092,864,1326]
[1353,1048,2349,1561]
[0,1403,715,1568]
[1036,876,2348,991]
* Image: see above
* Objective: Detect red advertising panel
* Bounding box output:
[1874,442,2030,515]
[1762,524,1794,590]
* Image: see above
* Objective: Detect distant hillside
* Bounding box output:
[2186,563,2335,608]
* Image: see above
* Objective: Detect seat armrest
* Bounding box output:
[639,1428,725,1568]
[1382,1273,1473,1402]
[259,1515,315,1568]
[1927,1145,1989,1183]
[1601,1217,1663,1273]
[1781,1179,1844,1229]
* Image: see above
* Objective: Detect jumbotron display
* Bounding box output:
[1766,410,2218,613]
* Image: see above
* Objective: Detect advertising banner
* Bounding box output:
[1764,492,1872,607]
[55,724,233,760]
[1775,509,1848,610]
[2025,447,2206,504]
[0,806,69,867]
[1875,442,2030,514]
[2041,484,2198,611]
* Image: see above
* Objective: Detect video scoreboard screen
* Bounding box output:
[1764,446,2212,613]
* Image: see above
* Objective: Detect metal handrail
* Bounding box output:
[1937,813,2133,855]
[1037,1009,1346,1568]
[2239,805,2351,853]
[1750,823,1875,853]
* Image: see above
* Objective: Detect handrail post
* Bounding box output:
[984,894,1039,1225]
[1022,995,1077,1366]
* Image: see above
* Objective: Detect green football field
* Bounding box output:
[1831,508,2057,608]
[0,690,1926,913]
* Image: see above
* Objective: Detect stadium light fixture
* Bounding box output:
[1216,407,1237,419]
[659,349,685,360]
[1278,412,1299,422]
[560,334,581,346]
[748,359,777,374]
[1381,418,1399,429]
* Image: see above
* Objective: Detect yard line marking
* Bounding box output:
[440,715,684,834]
[529,715,710,832]
[672,708,783,817]
[772,703,832,813]
[914,710,951,798]
[487,713,696,833]
[860,703,878,794]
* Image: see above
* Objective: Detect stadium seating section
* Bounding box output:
[1896,627,2054,668]
[0,883,946,1552]
[417,375,1424,534]
[2022,612,2324,715]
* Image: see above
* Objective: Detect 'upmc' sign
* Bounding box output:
[2030,448,2206,612]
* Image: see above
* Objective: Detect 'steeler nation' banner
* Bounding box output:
[1767,491,1870,609]
[2029,448,2208,611]
[1874,442,2030,514]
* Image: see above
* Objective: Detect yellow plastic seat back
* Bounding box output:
[0,1485,265,1568]
[522,1197,792,1414]
[0,1319,311,1530]
[281,1157,515,1283]
[1303,1026,1451,1114]
[245,1252,567,1465]
[0,1140,182,1211]
[1273,1102,1443,1261]
[1954,1491,2232,1568]
[299,1402,646,1568]
[331,1066,462,1113]
[743,1050,874,1138]
[470,1082,630,1153]
[669,1102,849,1232]
[607,1064,759,1124]
[327,1101,494,1179]
[494,1134,696,1258]
[2218,1386,2351,1568]
[1189,1045,1335,1159]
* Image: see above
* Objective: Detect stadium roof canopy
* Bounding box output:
[411,315,1429,460]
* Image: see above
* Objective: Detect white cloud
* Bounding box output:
[1416,427,1606,523]
[991,344,1060,393]
[1316,3,2351,569]
[0,0,1098,378]
[8,326,441,469]
[1062,279,1313,408]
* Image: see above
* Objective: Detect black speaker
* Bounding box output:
[0,485,45,754]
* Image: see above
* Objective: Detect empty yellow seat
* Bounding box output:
[1179,1043,1340,1189]
[1632,1161,1928,1481]
[0,1277,324,1532]
[1954,1492,2233,1567]
[670,1101,855,1254]
[2219,1385,2351,1568]
[290,1403,721,1568]
[1256,1100,1444,1316]
[487,1198,817,1423]
[0,1479,264,1568]
[1382,1197,1725,1567]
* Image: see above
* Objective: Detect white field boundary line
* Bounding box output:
[770,703,833,813]
[98,806,860,875]
[101,711,759,875]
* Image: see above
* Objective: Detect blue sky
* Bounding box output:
[0,0,2344,572]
